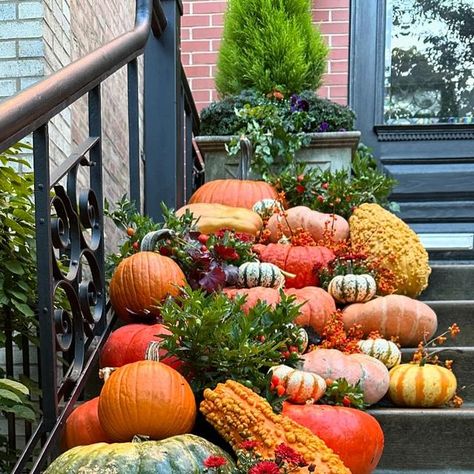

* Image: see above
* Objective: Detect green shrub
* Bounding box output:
[216,0,328,96]
[200,90,355,136]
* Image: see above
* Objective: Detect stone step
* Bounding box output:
[424,300,474,347]
[375,471,473,474]
[369,404,474,471]
[420,264,474,301]
[400,347,473,403]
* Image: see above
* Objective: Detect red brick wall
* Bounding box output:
[181,0,350,112]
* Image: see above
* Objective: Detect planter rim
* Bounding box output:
[195,131,361,153]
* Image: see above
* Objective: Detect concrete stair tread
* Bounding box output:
[421,264,474,300]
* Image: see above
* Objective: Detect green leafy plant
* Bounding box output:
[0,144,38,346]
[319,378,367,410]
[270,144,399,218]
[0,378,36,472]
[216,0,328,95]
[160,287,306,394]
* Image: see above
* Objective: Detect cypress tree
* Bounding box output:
[216,0,328,96]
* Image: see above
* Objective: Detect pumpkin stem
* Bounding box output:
[145,341,161,361]
[280,269,296,279]
[99,367,117,382]
[132,434,151,443]
[140,229,176,252]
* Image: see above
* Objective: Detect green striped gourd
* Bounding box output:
[44,434,236,473]
[238,261,285,288]
[358,338,401,368]
[327,274,376,304]
[270,365,326,404]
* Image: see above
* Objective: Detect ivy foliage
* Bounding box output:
[216,0,328,95]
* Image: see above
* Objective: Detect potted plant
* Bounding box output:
[194,0,360,181]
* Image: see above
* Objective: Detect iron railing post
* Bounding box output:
[144,0,183,219]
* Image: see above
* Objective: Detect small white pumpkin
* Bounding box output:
[270,365,326,404]
[358,338,401,368]
[252,199,282,220]
[298,327,309,353]
[327,273,377,304]
[238,261,285,288]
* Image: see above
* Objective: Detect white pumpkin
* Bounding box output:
[358,338,401,368]
[252,199,282,220]
[270,365,326,404]
[238,261,285,288]
[327,273,377,304]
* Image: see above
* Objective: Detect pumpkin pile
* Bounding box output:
[53,178,463,473]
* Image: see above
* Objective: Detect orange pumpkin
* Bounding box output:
[253,244,335,288]
[98,361,196,442]
[63,398,111,450]
[223,286,336,334]
[388,363,457,407]
[109,252,187,322]
[99,323,181,370]
[301,348,389,405]
[342,295,438,347]
[267,206,349,243]
[189,179,278,209]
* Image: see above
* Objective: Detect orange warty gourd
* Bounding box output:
[98,361,196,442]
[342,294,438,347]
[253,244,335,288]
[302,348,390,405]
[109,252,186,322]
[388,363,457,407]
[282,403,384,474]
[200,380,350,473]
[99,323,181,370]
[189,179,278,209]
[63,398,111,450]
[223,286,336,333]
[267,206,349,243]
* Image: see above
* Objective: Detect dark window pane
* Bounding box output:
[384,0,474,124]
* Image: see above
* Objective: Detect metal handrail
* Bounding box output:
[0,0,165,153]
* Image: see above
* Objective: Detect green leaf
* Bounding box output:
[3,260,25,275]
[0,379,29,396]
[11,300,34,317]
[0,389,22,404]
[2,404,36,422]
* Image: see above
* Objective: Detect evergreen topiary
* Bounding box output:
[216,0,328,96]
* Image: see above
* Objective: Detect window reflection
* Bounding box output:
[384,0,474,125]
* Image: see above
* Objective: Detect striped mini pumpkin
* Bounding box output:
[270,365,326,404]
[252,198,282,219]
[388,363,457,407]
[357,338,401,368]
[327,274,376,304]
[238,262,285,288]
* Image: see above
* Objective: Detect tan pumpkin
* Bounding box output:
[189,179,278,209]
[327,274,376,304]
[342,295,438,347]
[357,338,401,369]
[388,363,457,407]
[301,348,390,405]
[266,206,349,243]
[223,286,336,334]
[109,252,187,322]
[270,365,326,404]
[175,203,262,236]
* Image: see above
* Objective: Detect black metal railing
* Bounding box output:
[0,0,199,471]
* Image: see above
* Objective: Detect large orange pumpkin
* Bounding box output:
[301,348,390,405]
[109,252,187,322]
[99,323,181,370]
[267,206,349,243]
[282,403,384,474]
[189,179,278,209]
[98,361,196,442]
[253,244,335,288]
[342,294,438,347]
[63,398,111,450]
[224,286,336,333]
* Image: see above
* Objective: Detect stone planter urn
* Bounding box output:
[195,131,361,181]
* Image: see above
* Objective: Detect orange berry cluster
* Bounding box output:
[318,310,364,354]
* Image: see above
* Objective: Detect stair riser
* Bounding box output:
[420,265,474,301]
[425,301,474,347]
[370,410,474,470]
[400,348,474,403]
